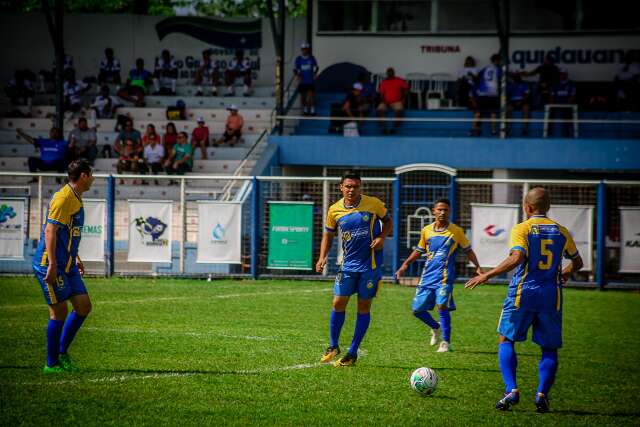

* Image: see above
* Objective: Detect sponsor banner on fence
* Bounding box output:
[0,198,25,260]
[78,199,105,262]
[548,205,593,271]
[196,202,242,264]
[128,200,172,263]
[620,207,640,273]
[471,204,519,268]
[267,202,314,270]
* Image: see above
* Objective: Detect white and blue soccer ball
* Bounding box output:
[410,367,438,396]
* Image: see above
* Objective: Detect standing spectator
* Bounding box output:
[550,68,577,137]
[215,105,244,147]
[116,137,143,176]
[456,56,478,109]
[98,47,121,87]
[195,49,222,96]
[506,73,531,136]
[63,69,90,117]
[224,50,252,96]
[141,134,165,182]
[377,67,409,134]
[90,85,122,125]
[68,117,98,164]
[163,122,178,159]
[142,124,160,147]
[471,54,502,136]
[153,49,178,95]
[114,119,142,160]
[342,82,364,132]
[191,116,210,159]
[614,51,640,111]
[5,70,36,111]
[294,42,319,116]
[357,72,376,116]
[17,127,68,175]
[165,132,193,175]
[523,53,560,107]
[117,58,153,107]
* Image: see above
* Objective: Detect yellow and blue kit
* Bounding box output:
[33,184,87,305]
[498,215,579,349]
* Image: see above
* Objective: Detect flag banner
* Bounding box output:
[197,202,242,264]
[620,207,640,273]
[267,202,314,270]
[0,198,26,260]
[548,205,593,271]
[78,199,106,262]
[128,200,172,263]
[471,204,520,268]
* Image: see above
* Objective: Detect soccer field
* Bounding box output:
[1,278,639,426]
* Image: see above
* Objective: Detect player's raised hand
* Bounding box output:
[370,237,384,250]
[465,273,489,290]
[315,257,327,273]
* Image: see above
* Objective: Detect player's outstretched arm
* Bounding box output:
[465,250,525,290]
[395,249,422,278]
[315,231,334,273]
[562,254,583,284]
[465,249,483,276]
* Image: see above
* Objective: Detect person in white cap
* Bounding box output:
[341,83,364,131]
[191,116,210,160]
[215,105,244,147]
[294,42,319,116]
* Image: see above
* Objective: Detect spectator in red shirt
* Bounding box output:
[163,122,178,160]
[377,67,409,134]
[142,123,160,147]
[192,116,210,160]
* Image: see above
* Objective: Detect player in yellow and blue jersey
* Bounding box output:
[396,199,482,352]
[465,187,583,413]
[33,160,95,373]
[316,170,392,367]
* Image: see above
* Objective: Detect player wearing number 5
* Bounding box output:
[465,187,583,413]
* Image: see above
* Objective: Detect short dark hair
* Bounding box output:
[340,170,361,183]
[178,131,189,139]
[78,117,87,124]
[433,198,450,208]
[67,159,92,182]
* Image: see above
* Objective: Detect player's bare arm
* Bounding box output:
[561,255,584,284]
[395,249,422,278]
[465,250,525,290]
[76,255,85,276]
[316,230,334,273]
[465,249,483,276]
[43,222,59,286]
[370,216,392,250]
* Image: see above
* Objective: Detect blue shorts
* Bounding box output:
[34,266,87,305]
[497,298,562,349]
[412,285,456,312]
[333,269,382,299]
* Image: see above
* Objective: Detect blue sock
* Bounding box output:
[329,310,345,348]
[537,348,558,396]
[47,319,64,367]
[498,341,518,392]
[349,313,371,355]
[59,311,87,355]
[438,309,451,342]
[413,311,440,330]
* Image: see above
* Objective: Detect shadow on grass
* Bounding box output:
[365,364,500,373]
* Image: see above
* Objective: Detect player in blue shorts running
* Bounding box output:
[33,159,95,373]
[316,170,392,367]
[395,198,482,352]
[465,187,583,412]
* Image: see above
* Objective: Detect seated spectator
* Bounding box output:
[506,73,530,136]
[215,105,244,147]
[141,134,165,182]
[17,127,68,176]
[342,82,364,130]
[39,53,74,93]
[549,68,577,137]
[294,42,319,116]
[163,122,178,159]
[614,51,640,111]
[153,49,178,95]
[90,85,123,125]
[357,71,376,115]
[471,54,502,136]
[192,116,210,159]
[116,137,143,176]
[5,70,36,110]
[194,49,221,96]
[142,123,160,147]
[456,56,478,109]
[377,67,409,134]
[117,58,153,107]
[523,53,559,107]
[98,47,121,86]
[63,69,90,116]
[164,132,193,175]
[114,119,142,159]
[224,50,252,96]
[68,117,98,164]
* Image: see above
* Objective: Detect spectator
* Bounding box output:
[114,119,142,159]
[215,105,244,147]
[165,132,193,175]
[357,72,376,115]
[63,69,90,116]
[98,47,122,86]
[17,127,68,176]
[116,137,143,176]
[39,53,74,93]
[377,67,409,134]
[342,82,364,132]
[163,122,178,159]
[195,49,222,96]
[191,116,210,159]
[614,51,640,111]
[118,58,153,107]
[294,42,319,116]
[142,123,160,147]
[68,117,98,164]
[456,56,478,109]
[523,53,560,106]
[153,49,178,95]
[550,68,577,137]
[5,70,36,110]
[90,85,123,125]
[224,50,252,96]
[506,73,531,136]
[141,134,165,182]
[471,53,502,136]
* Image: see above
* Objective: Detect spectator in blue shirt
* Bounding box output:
[294,42,319,116]
[550,68,577,137]
[507,73,531,135]
[17,127,69,174]
[471,54,502,136]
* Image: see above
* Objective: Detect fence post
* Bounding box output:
[449,175,458,224]
[321,169,329,276]
[105,175,115,277]
[250,177,260,279]
[37,175,43,227]
[179,178,186,274]
[392,176,401,283]
[596,180,606,289]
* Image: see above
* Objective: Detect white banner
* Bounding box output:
[128,200,172,263]
[620,207,640,273]
[0,198,25,260]
[78,199,105,262]
[471,204,520,268]
[196,202,242,264]
[548,205,593,271]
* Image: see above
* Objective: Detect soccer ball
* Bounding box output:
[410,367,438,396]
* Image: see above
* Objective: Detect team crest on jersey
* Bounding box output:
[366,280,374,289]
[362,214,370,222]
[342,231,352,242]
[531,225,539,235]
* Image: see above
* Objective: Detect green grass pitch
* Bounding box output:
[1,277,639,426]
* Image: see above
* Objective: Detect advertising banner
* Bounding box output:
[0,198,25,260]
[128,200,172,263]
[267,202,314,270]
[620,207,640,273]
[78,199,105,262]
[196,202,242,264]
[548,205,593,271]
[471,204,520,268]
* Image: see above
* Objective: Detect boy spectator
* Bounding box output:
[90,85,123,124]
[63,69,90,116]
[5,70,36,110]
[471,54,502,136]
[506,73,531,135]
[153,49,178,95]
[165,132,193,175]
[68,117,98,164]
[17,127,68,175]
[142,135,165,180]
[118,58,153,107]
[195,49,222,96]
[524,53,560,106]
[192,116,210,159]
[98,47,122,86]
[614,51,640,111]
[116,137,143,175]
[215,105,244,147]
[377,67,409,134]
[294,42,319,116]
[456,56,478,109]
[224,50,252,96]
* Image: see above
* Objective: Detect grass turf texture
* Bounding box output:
[1,278,639,426]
